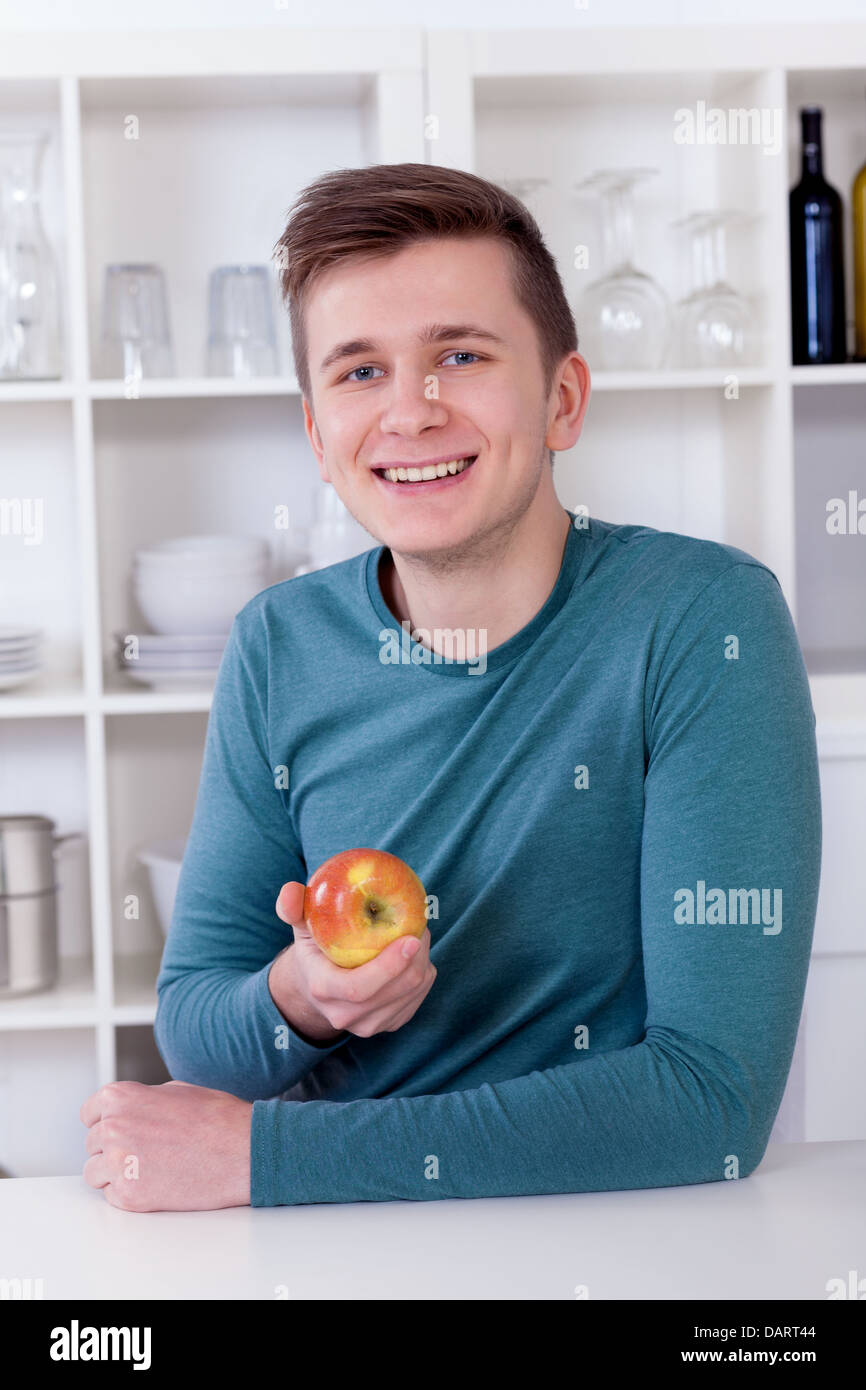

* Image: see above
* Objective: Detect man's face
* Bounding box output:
[302,236,559,561]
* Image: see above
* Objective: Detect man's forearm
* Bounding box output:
[267,946,346,1047]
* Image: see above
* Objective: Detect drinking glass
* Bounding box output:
[0,131,63,379]
[672,211,755,367]
[206,264,278,377]
[574,168,671,370]
[100,264,174,381]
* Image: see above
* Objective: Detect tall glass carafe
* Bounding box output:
[0,131,63,379]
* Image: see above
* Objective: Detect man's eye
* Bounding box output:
[343,364,385,383]
[441,351,481,366]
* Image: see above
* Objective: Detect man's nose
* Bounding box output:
[377,369,448,434]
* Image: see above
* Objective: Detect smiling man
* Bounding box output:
[82,163,821,1212]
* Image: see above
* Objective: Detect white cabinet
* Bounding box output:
[0,22,863,1175]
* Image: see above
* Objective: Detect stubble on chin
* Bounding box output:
[376,455,548,578]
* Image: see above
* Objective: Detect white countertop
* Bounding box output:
[2,1140,864,1300]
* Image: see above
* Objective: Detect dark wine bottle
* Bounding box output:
[789,107,847,365]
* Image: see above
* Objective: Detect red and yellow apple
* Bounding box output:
[303,848,427,968]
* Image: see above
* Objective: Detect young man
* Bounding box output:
[82,164,821,1212]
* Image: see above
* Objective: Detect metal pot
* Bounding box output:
[0,815,85,998]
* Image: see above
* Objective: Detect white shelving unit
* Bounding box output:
[1,22,864,1176]
[0,27,426,1177]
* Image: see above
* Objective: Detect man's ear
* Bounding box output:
[303,397,330,483]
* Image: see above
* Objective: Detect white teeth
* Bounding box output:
[381,457,474,484]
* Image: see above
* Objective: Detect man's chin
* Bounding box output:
[376,520,484,569]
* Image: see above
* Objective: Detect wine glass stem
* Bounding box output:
[712,221,727,287]
[601,184,635,273]
[689,227,706,295]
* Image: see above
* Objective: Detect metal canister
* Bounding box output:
[0,815,82,998]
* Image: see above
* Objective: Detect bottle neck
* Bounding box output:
[800,114,824,179]
[802,142,823,179]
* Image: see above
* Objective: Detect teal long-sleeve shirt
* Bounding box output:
[153,511,822,1206]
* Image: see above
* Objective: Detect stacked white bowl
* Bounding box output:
[133,534,270,637]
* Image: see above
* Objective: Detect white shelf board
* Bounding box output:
[0,674,87,720]
[790,364,866,386]
[0,27,425,80]
[0,955,96,1031]
[101,689,214,716]
[0,381,75,402]
[462,23,866,77]
[78,72,372,111]
[589,367,776,392]
[88,376,301,399]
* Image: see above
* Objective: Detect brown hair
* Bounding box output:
[272,163,578,425]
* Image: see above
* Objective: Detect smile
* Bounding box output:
[373,456,477,490]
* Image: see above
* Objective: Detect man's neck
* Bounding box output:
[378,500,573,657]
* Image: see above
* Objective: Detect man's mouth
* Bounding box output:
[373,456,477,488]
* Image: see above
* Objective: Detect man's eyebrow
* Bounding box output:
[318,323,506,375]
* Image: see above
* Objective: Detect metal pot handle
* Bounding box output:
[52,832,86,854]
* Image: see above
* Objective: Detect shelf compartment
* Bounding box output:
[475,67,782,373]
[104,712,205,961]
[794,383,866,675]
[92,394,311,662]
[0,401,84,692]
[787,66,866,367]
[78,72,375,382]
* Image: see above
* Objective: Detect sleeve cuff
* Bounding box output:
[251,960,348,1064]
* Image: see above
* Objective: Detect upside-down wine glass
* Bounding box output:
[574,167,671,370]
[672,210,755,367]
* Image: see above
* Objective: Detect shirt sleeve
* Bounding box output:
[153,608,347,1100]
[249,561,822,1205]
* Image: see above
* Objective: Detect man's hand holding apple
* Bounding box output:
[269,878,436,1045]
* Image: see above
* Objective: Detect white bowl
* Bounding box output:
[138,534,268,560]
[135,567,265,593]
[138,836,187,937]
[135,570,264,634]
[132,553,264,575]
[134,562,267,585]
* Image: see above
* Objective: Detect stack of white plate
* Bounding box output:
[115,632,227,691]
[0,625,44,691]
[133,534,270,636]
